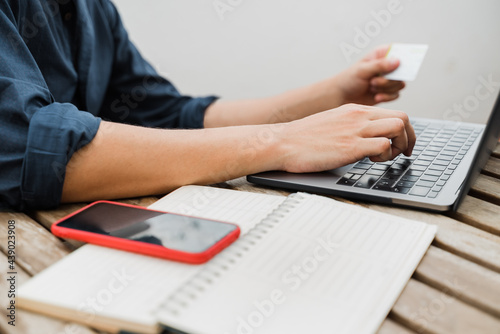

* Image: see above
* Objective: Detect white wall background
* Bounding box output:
[113,0,500,124]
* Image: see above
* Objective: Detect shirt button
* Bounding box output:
[64,12,72,21]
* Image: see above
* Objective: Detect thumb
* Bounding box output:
[357,57,400,79]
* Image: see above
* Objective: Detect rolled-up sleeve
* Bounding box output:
[21,104,100,209]
[0,7,100,211]
[98,0,217,129]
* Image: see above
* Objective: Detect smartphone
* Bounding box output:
[51,201,240,264]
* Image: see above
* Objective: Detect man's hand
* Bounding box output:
[334,45,406,106]
[276,104,416,173]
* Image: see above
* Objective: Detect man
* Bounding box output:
[0,0,414,211]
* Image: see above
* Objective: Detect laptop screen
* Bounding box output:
[454,91,500,210]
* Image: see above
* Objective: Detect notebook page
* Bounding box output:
[156,193,437,334]
[149,185,286,234]
[18,186,285,332]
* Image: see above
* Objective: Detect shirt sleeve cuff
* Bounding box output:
[179,95,218,129]
[20,104,101,209]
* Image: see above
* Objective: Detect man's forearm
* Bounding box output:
[62,103,415,204]
[203,76,345,127]
[61,121,283,203]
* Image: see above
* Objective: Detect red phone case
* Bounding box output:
[51,201,240,264]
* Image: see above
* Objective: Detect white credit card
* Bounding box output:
[384,43,428,81]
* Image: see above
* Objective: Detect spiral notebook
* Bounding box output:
[18,185,437,334]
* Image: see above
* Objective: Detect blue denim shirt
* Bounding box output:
[0,0,217,210]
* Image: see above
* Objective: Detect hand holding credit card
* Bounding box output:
[384,43,429,81]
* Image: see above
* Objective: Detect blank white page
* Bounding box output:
[149,185,286,234]
[18,186,285,333]
[156,193,437,334]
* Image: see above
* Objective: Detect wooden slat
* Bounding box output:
[115,196,159,208]
[391,279,500,334]
[377,318,416,334]
[414,246,500,318]
[470,174,500,205]
[30,203,87,231]
[0,252,97,334]
[451,195,500,236]
[0,212,71,276]
[224,178,292,196]
[493,142,500,158]
[30,202,87,250]
[483,157,500,178]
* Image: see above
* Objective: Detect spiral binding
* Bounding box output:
[156,193,307,317]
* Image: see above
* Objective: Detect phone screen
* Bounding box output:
[57,203,238,253]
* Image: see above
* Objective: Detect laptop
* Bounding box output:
[247,93,500,211]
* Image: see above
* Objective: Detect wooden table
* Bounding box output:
[1,143,500,334]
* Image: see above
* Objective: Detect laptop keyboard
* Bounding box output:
[337,122,483,198]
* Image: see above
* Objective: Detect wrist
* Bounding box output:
[309,75,347,111]
[327,70,351,105]
[268,121,299,172]
[251,123,291,172]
